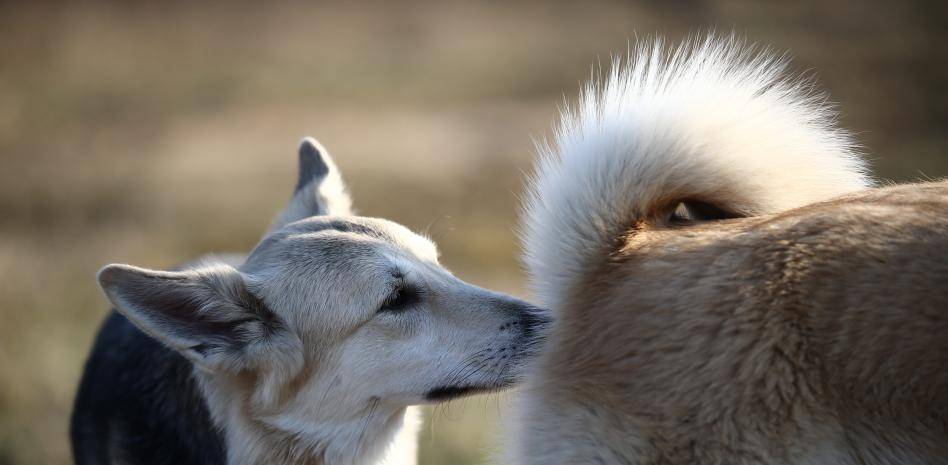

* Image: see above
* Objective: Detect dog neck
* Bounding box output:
[196,370,418,465]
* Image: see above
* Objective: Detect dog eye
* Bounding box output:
[378,285,419,313]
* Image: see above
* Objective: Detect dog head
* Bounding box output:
[97,138,548,431]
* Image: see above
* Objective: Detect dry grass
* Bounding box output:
[0,1,945,464]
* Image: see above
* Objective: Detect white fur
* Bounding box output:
[98,139,545,465]
[521,36,872,309]
[270,137,353,231]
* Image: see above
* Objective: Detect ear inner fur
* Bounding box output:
[97,263,293,373]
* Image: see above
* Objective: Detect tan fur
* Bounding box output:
[515,181,948,464]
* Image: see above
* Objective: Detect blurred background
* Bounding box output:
[0,1,945,464]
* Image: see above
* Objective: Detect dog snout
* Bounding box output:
[518,307,551,342]
[496,298,551,342]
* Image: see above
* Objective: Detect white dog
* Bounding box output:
[71,138,548,465]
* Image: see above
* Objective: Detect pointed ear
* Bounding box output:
[270,137,352,232]
[97,263,301,373]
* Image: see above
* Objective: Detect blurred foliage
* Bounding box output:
[0,1,945,464]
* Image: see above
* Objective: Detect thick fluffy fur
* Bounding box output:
[72,138,548,465]
[514,37,948,464]
[523,37,869,309]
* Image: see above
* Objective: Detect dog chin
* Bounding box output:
[423,379,516,402]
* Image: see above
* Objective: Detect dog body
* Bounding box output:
[514,38,948,464]
[71,139,547,465]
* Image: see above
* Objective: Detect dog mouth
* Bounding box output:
[424,380,515,402]
[424,312,551,403]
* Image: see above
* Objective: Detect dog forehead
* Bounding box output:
[301,217,435,256]
[357,217,439,262]
[248,216,439,268]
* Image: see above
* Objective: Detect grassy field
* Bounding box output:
[0,1,945,464]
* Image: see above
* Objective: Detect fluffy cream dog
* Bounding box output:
[514,37,948,464]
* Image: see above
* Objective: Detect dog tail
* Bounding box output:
[521,36,872,308]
